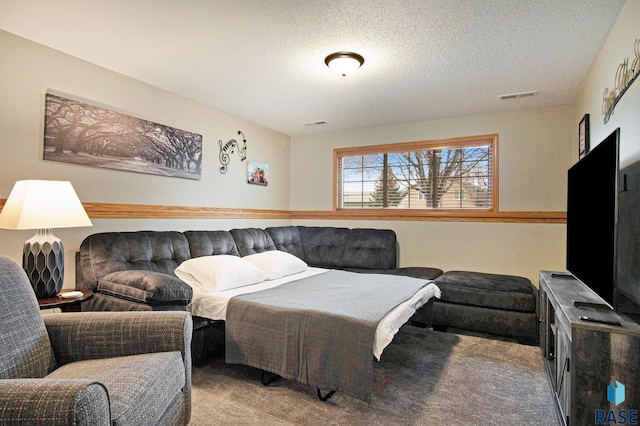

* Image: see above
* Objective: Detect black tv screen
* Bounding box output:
[566,128,620,308]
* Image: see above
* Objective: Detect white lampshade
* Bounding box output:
[0,180,92,230]
[0,180,93,298]
[325,52,365,77]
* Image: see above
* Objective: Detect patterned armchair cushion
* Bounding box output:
[47,352,185,426]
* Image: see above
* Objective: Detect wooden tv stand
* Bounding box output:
[539,271,640,426]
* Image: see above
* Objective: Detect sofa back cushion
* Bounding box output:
[265,226,305,260]
[184,231,240,258]
[267,226,398,270]
[298,226,349,268]
[78,231,192,290]
[343,228,397,270]
[229,228,277,256]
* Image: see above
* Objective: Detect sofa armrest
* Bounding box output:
[98,270,193,305]
[0,379,110,425]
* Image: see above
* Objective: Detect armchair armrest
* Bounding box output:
[0,379,110,425]
[44,311,192,365]
[45,310,192,419]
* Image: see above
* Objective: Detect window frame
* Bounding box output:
[333,134,499,217]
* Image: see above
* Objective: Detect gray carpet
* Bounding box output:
[190,326,560,425]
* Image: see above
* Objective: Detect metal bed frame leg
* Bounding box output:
[261,370,280,386]
[317,389,336,401]
[261,370,335,401]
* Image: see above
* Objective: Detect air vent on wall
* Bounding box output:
[303,120,326,126]
[498,91,538,100]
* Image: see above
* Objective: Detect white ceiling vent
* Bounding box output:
[303,120,326,126]
[498,91,538,100]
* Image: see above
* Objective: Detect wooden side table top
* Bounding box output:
[38,289,93,312]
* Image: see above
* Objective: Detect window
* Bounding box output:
[335,135,498,214]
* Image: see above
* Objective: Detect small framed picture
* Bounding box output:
[579,114,590,159]
[247,161,268,186]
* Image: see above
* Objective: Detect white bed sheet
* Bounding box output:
[187,267,441,360]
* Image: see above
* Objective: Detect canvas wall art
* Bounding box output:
[43,93,203,179]
[247,161,268,186]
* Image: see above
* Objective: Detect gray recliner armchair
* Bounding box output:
[0,256,192,425]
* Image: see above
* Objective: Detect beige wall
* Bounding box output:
[290,107,574,285]
[574,0,640,167]
[0,30,292,287]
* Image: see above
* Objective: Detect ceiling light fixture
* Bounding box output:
[325,52,364,77]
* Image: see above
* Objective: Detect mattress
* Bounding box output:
[187,267,441,360]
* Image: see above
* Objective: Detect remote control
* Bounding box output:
[579,316,622,326]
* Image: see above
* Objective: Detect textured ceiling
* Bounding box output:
[0,0,626,136]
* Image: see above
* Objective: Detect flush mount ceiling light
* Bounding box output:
[325,52,364,77]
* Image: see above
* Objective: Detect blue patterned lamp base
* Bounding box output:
[22,229,64,299]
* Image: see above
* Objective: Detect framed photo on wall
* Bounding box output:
[247,161,268,186]
[579,114,590,159]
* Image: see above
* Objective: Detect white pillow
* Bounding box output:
[174,255,267,292]
[243,250,308,280]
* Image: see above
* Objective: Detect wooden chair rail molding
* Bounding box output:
[0,199,566,223]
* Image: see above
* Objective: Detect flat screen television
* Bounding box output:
[566,128,620,309]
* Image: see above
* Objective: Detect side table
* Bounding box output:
[38,290,93,312]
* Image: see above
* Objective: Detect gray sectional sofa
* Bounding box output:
[76,225,538,351]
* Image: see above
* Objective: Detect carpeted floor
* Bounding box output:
[189,326,560,425]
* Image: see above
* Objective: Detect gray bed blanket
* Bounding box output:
[225,270,429,401]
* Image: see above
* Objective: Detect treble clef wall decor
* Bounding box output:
[219,130,246,174]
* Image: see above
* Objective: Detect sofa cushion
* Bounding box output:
[98,270,192,305]
[184,230,240,258]
[229,228,277,256]
[343,228,397,270]
[265,226,305,260]
[432,302,538,344]
[298,226,350,268]
[78,232,192,290]
[435,271,536,312]
[47,351,185,426]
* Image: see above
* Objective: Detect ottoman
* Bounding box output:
[433,271,538,345]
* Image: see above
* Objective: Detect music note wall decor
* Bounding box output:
[219,130,246,174]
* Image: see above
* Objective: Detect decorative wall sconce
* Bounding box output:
[219,130,246,174]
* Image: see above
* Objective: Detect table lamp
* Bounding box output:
[0,180,92,298]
